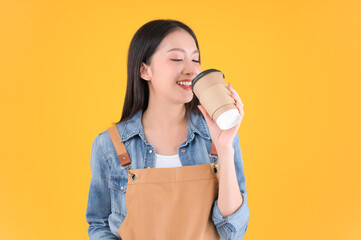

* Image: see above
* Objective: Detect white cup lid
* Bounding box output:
[216,109,241,130]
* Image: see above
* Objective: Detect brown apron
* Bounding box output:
[108,125,222,240]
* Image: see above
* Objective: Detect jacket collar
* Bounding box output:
[118,109,211,143]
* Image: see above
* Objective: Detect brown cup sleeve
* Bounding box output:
[198,83,236,120]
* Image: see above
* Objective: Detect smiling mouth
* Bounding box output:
[176,81,192,86]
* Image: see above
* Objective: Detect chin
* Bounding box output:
[184,93,194,103]
[174,92,193,104]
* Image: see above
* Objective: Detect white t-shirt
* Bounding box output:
[155,153,182,168]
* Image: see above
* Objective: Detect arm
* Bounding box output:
[211,132,250,239]
[86,134,120,240]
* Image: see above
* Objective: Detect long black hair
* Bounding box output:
[115,19,202,125]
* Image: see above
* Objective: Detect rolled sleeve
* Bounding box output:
[212,197,250,239]
[212,132,250,239]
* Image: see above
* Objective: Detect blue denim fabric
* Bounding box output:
[86,109,250,240]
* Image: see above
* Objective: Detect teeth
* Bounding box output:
[177,81,192,86]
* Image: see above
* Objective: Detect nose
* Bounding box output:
[182,59,199,78]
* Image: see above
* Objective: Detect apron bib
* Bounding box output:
[108,126,222,240]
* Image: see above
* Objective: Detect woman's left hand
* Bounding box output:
[197,82,244,150]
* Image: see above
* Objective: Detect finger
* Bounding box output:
[227,84,244,112]
[230,94,244,109]
[235,101,244,113]
[228,85,243,105]
[228,84,239,96]
[236,101,243,109]
[198,105,212,124]
[239,108,244,117]
[230,93,243,106]
[229,87,241,101]
[197,105,205,115]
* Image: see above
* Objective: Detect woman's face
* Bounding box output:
[140,28,201,104]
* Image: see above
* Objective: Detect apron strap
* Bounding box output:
[107,125,131,167]
[107,125,218,167]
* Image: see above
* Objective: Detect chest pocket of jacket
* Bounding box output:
[108,176,128,217]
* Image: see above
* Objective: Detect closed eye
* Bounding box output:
[171,59,200,63]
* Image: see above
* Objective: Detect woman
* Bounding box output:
[86,19,249,240]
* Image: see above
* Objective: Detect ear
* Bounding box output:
[140,62,151,81]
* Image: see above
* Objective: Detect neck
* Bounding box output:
[142,96,188,131]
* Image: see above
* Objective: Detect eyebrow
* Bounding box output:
[167,48,199,54]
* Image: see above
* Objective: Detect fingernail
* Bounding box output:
[229,82,232,88]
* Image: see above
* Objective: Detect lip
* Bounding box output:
[176,79,192,90]
[177,84,192,90]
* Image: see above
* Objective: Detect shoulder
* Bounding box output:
[94,121,129,157]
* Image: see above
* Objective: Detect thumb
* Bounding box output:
[197,105,206,115]
[197,105,212,125]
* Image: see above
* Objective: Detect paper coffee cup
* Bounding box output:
[192,69,241,130]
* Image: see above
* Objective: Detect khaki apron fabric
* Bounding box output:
[108,126,222,240]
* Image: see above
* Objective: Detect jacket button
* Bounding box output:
[181,149,185,153]
[120,187,124,190]
[149,150,153,153]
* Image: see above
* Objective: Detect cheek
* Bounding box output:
[152,65,179,87]
[154,60,180,75]
[160,64,182,81]
[195,65,201,74]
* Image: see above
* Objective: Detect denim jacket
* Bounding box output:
[86,109,250,240]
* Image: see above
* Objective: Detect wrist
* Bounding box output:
[215,145,234,155]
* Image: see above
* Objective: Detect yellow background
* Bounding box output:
[1,0,360,239]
